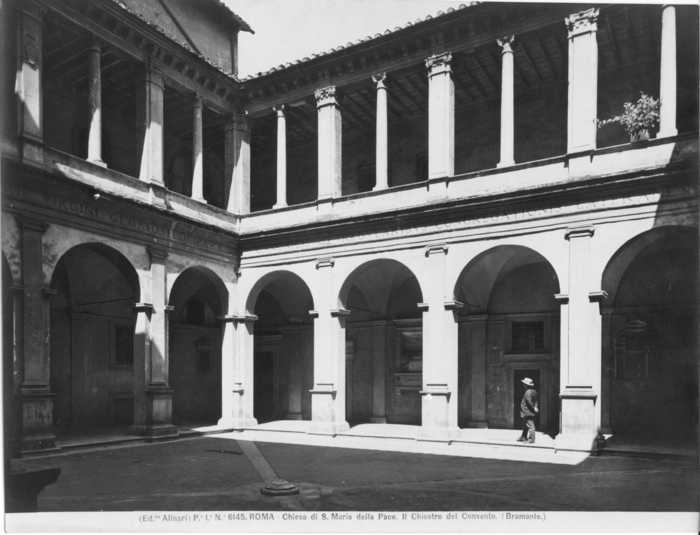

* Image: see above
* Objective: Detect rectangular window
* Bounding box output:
[114,324,134,366]
[511,321,545,352]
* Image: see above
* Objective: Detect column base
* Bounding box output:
[307,420,349,436]
[658,127,678,138]
[273,202,288,209]
[372,184,388,192]
[129,423,178,438]
[467,420,488,429]
[566,149,594,174]
[193,196,208,204]
[285,412,303,420]
[88,158,107,168]
[21,139,44,167]
[554,433,599,454]
[217,417,258,430]
[496,159,514,169]
[19,387,58,453]
[418,426,462,443]
[369,416,387,424]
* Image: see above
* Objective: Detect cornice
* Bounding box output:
[44,0,242,110]
[237,159,697,248]
[240,2,593,115]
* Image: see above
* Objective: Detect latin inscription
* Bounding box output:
[5,186,231,254]
[252,186,697,254]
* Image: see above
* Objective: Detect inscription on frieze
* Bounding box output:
[249,186,697,255]
[4,185,233,254]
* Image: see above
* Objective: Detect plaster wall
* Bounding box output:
[170,325,222,424]
[120,0,235,72]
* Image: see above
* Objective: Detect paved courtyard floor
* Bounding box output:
[8,433,699,513]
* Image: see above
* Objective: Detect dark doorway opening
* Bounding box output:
[254,350,276,423]
[668,365,699,440]
[513,369,541,431]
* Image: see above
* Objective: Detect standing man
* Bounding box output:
[517,378,539,444]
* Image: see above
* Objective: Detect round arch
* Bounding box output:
[601,225,698,306]
[50,242,141,301]
[246,270,316,424]
[168,265,229,319]
[338,258,424,426]
[453,244,561,434]
[43,226,148,291]
[599,225,698,442]
[168,266,228,426]
[453,245,561,315]
[49,243,141,432]
[338,258,424,317]
[246,270,315,318]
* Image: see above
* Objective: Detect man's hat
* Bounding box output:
[521,377,534,387]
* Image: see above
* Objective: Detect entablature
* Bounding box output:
[2,157,240,263]
[241,1,593,116]
[44,0,242,114]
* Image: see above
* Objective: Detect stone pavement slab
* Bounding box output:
[8,435,697,513]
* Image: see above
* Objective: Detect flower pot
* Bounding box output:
[630,129,650,142]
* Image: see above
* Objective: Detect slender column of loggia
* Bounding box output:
[18,0,44,164]
[225,113,251,215]
[566,8,599,155]
[426,52,455,180]
[315,87,342,200]
[87,40,106,167]
[191,95,206,203]
[372,73,389,191]
[273,105,288,208]
[658,5,677,138]
[137,62,164,186]
[497,36,515,168]
[555,227,606,452]
[419,244,462,441]
[309,257,350,435]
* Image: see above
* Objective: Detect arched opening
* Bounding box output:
[454,246,561,435]
[49,244,140,433]
[602,228,698,446]
[339,259,423,426]
[247,271,314,424]
[168,266,227,427]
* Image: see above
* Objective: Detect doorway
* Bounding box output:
[513,369,541,430]
[254,350,276,423]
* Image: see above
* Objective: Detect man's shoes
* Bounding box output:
[516,437,527,442]
[527,440,535,444]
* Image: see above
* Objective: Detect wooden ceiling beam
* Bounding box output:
[469,53,499,97]
[518,42,543,85]
[535,37,558,81]
[454,55,486,100]
[393,77,426,113]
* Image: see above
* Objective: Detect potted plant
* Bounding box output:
[597,92,660,142]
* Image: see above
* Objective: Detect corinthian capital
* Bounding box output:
[566,8,599,38]
[497,35,515,54]
[372,73,387,88]
[426,52,452,77]
[315,86,338,108]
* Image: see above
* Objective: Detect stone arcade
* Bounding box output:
[1,0,698,458]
